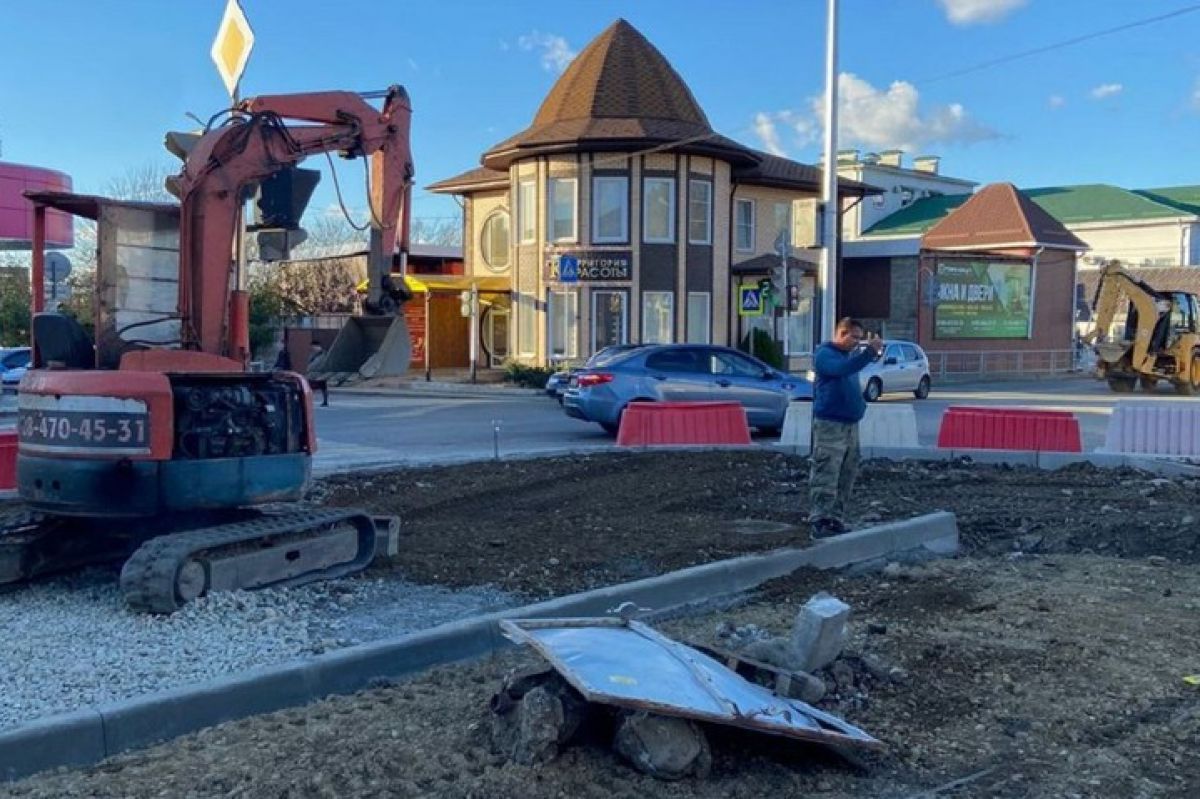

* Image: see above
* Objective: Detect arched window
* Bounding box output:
[480,210,510,270]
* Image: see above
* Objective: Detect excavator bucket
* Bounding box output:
[314,315,412,381]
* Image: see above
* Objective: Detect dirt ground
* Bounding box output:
[3,450,1200,798]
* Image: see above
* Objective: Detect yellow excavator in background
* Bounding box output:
[1083,261,1200,394]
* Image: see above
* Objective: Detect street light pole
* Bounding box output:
[818,0,840,344]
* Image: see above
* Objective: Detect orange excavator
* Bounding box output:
[3,87,414,612]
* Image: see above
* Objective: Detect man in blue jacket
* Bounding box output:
[810,317,882,538]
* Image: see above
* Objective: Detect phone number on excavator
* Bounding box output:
[18,411,149,448]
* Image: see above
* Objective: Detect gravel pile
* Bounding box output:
[0,569,519,732]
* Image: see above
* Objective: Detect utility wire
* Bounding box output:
[916,3,1200,85]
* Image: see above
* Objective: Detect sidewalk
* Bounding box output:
[336,371,543,400]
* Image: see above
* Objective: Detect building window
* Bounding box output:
[548,177,577,242]
[688,180,712,244]
[480,210,510,270]
[735,199,755,252]
[643,177,675,243]
[592,290,628,351]
[592,176,628,243]
[686,291,710,343]
[518,180,536,243]
[547,289,578,360]
[641,291,674,343]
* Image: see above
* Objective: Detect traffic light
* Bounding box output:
[460,290,473,318]
[253,167,321,230]
[758,278,774,304]
[163,131,203,198]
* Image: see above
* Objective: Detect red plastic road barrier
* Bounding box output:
[0,430,16,489]
[616,401,752,447]
[936,406,1082,452]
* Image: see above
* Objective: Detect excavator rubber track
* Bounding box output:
[119,507,382,614]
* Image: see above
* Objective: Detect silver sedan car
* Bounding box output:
[858,340,932,401]
[563,344,813,435]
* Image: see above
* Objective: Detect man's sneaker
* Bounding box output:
[810,518,846,539]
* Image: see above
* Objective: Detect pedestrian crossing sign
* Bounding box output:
[739,284,764,316]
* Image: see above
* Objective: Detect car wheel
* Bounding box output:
[913,376,931,400]
[757,425,781,437]
[600,421,620,436]
[863,378,882,402]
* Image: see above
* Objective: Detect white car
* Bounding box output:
[859,340,932,401]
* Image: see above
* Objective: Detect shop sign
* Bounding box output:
[934,260,1033,339]
[546,250,631,282]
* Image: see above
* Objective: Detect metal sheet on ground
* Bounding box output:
[499,617,881,750]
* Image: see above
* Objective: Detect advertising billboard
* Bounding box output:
[934,260,1033,339]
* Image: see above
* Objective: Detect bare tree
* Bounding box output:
[411,216,462,246]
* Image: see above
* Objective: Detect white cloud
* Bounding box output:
[518,31,577,73]
[406,57,419,72]
[753,73,999,156]
[936,0,1028,25]
[753,112,786,156]
[1089,83,1123,100]
[1048,94,1066,109]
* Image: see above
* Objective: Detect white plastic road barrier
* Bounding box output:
[1102,400,1200,456]
[779,402,919,452]
[860,404,920,448]
[779,402,813,450]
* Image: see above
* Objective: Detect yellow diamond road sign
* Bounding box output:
[211,0,254,99]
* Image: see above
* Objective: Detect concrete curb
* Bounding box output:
[0,512,958,783]
[337,382,544,400]
[770,442,1200,477]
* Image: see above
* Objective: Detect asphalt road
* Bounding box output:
[2,374,1186,474]
[313,373,1173,469]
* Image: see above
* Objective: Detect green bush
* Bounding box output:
[738,328,785,369]
[503,360,557,388]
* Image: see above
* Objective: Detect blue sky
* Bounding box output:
[2,0,1198,229]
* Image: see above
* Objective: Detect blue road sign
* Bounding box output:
[739,285,764,316]
[558,255,580,283]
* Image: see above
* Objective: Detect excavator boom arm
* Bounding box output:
[172,87,414,359]
[1085,262,1165,372]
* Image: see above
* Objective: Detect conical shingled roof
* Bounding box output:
[482,19,753,170]
[532,19,709,128]
[921,182,1087,252]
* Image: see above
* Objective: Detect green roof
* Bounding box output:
[860,194,969,237]
[862,183,1195,239]
[1134,185,1200,216]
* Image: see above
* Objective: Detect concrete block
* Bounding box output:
[0,709,105,782]
[790,592,851,673]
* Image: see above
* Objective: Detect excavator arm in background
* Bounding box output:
[1083,261,1161,373]
[171,87,414,362]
